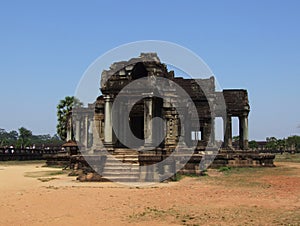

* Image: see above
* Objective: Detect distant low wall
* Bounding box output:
[0,148,60,161]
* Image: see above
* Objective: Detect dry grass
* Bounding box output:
[0,158,299,225]
[24,170,66,178]
[275,153,300,163]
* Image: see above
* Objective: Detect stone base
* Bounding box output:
[69,149,275,182]
[45,152,70,167]
[179,151,275,175]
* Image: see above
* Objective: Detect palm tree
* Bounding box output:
[56,96,82,141]
[18,127,33,148]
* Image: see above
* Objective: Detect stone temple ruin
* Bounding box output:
[68,53,274,182]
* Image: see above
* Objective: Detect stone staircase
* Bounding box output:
[101,149,140,182]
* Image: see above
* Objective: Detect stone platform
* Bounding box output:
[69,149,275,182]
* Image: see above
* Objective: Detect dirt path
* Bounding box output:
[0,162,299,225]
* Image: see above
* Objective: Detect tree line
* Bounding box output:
[0,127,63,149]
[2,95,300,151]
[232,136,300,151]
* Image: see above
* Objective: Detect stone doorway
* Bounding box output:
[128,100,145,147]
[130,115,144,140]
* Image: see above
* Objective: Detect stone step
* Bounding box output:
[104,159,139,164]
[112,154,139,157]
[112,160,139,164]
[101,150,140,182]
[106,155,139,164]
[112,153,138,157]
[111,150,137,153]
[104,167,140,173]
[113,148,138,152]
[102,177,140,182]
[102,172,139,177]
[103,171,139,175]
[107,154,139,158]
[104,163,139,167]
[103,162,139,166]
[112,156,138,159]
[111,156,139,160]
[105,161,139,165]
[112,154,138,156]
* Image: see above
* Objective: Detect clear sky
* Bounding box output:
[0,0,299,140]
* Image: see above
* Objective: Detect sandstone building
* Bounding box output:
[68,53,274,182]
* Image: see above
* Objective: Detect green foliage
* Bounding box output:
[0,127,63,148]
[248,140,258,150]
[174,173,183,181]
[173,173,201,181]
[277,139,286,151]
[233,136,239,142]
[264,136,300,151]
[0,129,18,146]
[275,153,300,163]
[56,96,82,141]
[30,133,63,147]
[286,135,300,151]
[18,127,33,148]
[218,166,231,172]
[265,137,278,150]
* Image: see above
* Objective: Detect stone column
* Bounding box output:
[92,117,102,150]
[84,115,89,148]
[144,98,153,147]
[239,115,249,150]
[211,117,215,145]
[202,122,209,142]
[75,119,80,143]
[94,116,101,139]
[117,102,125,147]
[223,115,232,149]
[104,95,113,146]
[121,103,129,147]
[66,116,72,141]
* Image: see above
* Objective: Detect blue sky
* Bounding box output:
[0,0,299,140]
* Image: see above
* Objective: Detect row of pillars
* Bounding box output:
[70,115,91,149]
[223,115,249,150]
[102,95,249,150]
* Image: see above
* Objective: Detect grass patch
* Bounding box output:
[275,153,300,163]
[173,173,201,181]
[128,207,178,222]
[185,173,200,178]
[174,173,183,181]
[128,205,300,225]
[42,164,67,169]
[38,177,57,182]
[24,170,66,178]
[218,166,231,172]
[44,185,59,190]
[203,164,300,189]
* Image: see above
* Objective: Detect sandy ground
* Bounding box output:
[0,161,299,226]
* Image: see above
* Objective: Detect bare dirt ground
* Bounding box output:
[0,158,299,226]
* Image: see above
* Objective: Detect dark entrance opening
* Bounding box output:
[130,116,144,140]
[129,100,144,147]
